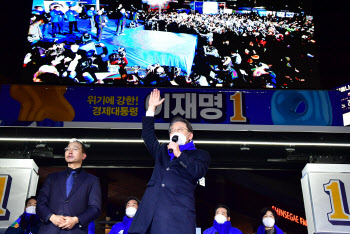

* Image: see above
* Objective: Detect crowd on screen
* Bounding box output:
[22,37,187,86]
[144,11,318,88]
[24,4,187,86]
[25,4,317,89]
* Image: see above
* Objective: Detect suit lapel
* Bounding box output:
[67,170,88,199]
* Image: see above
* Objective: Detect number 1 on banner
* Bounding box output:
[0,177,8,215]
[0,175,11,220]
[230,92,247,122]
[324,179,350,225]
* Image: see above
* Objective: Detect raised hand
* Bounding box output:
[148,89,164,112]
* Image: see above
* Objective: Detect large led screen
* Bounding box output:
[14,0,320,89]
[203,2,219,15]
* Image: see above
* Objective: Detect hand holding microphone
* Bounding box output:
[168,135,181,157]
[169,135,178,153]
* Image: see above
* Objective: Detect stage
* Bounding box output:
[106,30,198,75]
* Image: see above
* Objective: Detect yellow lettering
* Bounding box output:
[230,92,247,122]
[325,180,350,220]
[0,177,6,215]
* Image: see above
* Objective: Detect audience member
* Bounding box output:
[203,205,242,234]
[254,207,285,234]
[109,197,140,234]
[5,196,41,234]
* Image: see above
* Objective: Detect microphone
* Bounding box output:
[169,135,178,153]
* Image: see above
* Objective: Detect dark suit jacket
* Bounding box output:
[94,15,105,28]
[37,169,101,234]
[128,116,210,234]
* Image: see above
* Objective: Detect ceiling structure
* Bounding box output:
[0,126,349,169]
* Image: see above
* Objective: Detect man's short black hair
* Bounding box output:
[215,204,230,217]
[125,196,140,207]
[25,196,37,207]
[169,116,193,133]
[259,207,278,225]
[69,138,87,153]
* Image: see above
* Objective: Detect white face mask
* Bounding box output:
[170,132,188,146]
[214,214,227,224]
[26,206,36,214]
[262,217,275,228]
[125,207,137,218]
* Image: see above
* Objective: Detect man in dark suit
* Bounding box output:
[94,10,106,42]
[128,89,210,234]
[37,139,102,233]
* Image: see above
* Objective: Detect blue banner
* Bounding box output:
[0,85,343,126]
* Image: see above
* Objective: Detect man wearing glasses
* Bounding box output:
[37,139,102,233]
[129,89,211,234]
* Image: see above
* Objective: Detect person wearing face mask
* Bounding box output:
[128,89,210,234]
[203,205,242,234]
[5,196,41,234]
[109,197,140,234]
[254,207,285,234]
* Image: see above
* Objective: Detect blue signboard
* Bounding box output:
[0,85,343,127]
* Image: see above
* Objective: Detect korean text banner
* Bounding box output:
[0,85,343,126]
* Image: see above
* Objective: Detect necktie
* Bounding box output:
[66,171,76,197]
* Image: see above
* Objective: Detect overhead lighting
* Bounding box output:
[0,138,143,143]
[285,145,296,152]
[0,138,349,147]
[240,144,250,151]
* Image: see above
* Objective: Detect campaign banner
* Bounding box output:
[301,164,350,234]
[0,85,343,127]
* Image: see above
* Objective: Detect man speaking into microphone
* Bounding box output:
[128,89,210,234]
